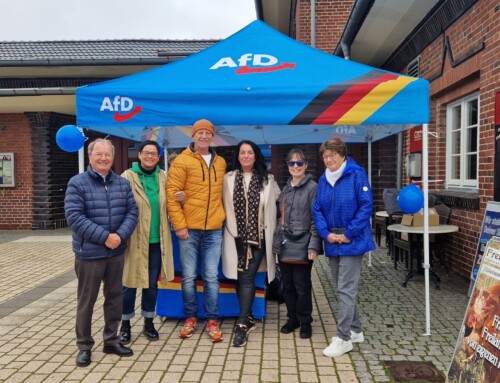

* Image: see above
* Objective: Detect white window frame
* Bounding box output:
[445,92,480,189]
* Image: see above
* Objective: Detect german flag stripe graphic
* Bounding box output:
[158,273,265,297]
[290,71,417,125]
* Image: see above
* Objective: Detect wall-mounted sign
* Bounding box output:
[409,125,422,153]
[0,153,15,187]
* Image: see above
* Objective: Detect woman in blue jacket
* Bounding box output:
[312,138,375,358]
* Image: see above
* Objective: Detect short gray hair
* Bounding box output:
[87,138,115,156]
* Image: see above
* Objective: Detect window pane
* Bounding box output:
[451,155,460,179]
[467,99,478,126]
[466,154,477,180]
[452,106,461,131]
[467,126,477,152]
[451,131,461,155]
[446,94,479,189]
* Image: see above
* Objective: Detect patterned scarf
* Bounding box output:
[233,169,261,271]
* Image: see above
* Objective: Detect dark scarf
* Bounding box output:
[233,169,261,271]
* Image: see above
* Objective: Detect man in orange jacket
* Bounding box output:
[166,119,226,343]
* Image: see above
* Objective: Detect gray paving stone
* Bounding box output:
[0,231,470,382]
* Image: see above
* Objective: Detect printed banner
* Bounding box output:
[156,234,266,319]
[470,202,500,281]
[448,237,500,382]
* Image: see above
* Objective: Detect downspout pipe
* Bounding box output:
[334,0,374,59]
[254,0,264,20]
[311,0,316,48]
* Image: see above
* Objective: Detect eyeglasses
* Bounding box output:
[141,151,159,157]
[91,152,113,159]
[286,160,306,167]
[322,152,341,161]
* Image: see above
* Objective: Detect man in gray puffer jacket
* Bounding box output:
[65,138,138,368]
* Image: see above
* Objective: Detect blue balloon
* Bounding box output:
[159,147,165,157]
[56,125,85,152]
[397,184,424,214]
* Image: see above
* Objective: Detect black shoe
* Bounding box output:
[246,316,256,334]
[143,317,159,341]
[76,350,91,367]
[120,320,131,344]
[280,319,300,334]
[300,323,312,339]
[103,343,133,357]
[232,324,249,347]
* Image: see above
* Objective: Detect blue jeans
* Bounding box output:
[122,243,162,320]
[178,229,223,320]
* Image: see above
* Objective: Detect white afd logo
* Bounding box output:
[210,54,278,70]
[100,96,134,112]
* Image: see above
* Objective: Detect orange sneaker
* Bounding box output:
[206,320,223,343]
[179,317,196,339]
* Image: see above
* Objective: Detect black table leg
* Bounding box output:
[401,233,440,289]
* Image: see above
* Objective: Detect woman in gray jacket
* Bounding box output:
[276,148,321,339]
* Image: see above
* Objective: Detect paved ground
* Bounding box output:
[0,229,469,382]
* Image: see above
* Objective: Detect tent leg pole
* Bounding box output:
[164,147,169,173]
[368,140,372,267]
[422,123,431,336]
[78,147,85,174]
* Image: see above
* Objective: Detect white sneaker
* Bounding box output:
[323,336,353,357]
[350,330,364,343]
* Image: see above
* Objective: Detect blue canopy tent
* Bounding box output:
[76,20,428,146]
[76,20,435,334]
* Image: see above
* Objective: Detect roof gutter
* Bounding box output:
[0,57,186,68]
[334,0,375,59]
[0,87,76,96]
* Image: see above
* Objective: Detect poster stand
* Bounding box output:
[468,201,500,296]
[448,237,500,382]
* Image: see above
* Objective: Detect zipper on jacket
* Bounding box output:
[205,160,213,230]
[330,185,335,230]
[200,163,205,182]
[105,180,112,236]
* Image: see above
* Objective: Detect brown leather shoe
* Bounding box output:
[206,320,223,343]
[179,317,196,339]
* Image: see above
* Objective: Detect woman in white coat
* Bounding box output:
[223,140,280,347]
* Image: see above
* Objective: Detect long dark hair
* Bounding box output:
[231,140,268,187]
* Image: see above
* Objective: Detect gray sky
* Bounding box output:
[0,0,257,41]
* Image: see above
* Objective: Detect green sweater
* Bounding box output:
[131,163,161,244]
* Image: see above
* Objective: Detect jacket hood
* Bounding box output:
[319,157,362,183]
[186,142,215,158]
[287,173,314,188]
[130,162,160,176]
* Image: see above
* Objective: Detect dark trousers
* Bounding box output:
[75,254,124,351]
[235,238,265,325]
[279,261,313,324]
[122,243,162,319]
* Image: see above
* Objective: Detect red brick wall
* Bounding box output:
[296,0,355,52]
[409,0,499,278]
[0,114,33,229]
[295,0,499,278]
